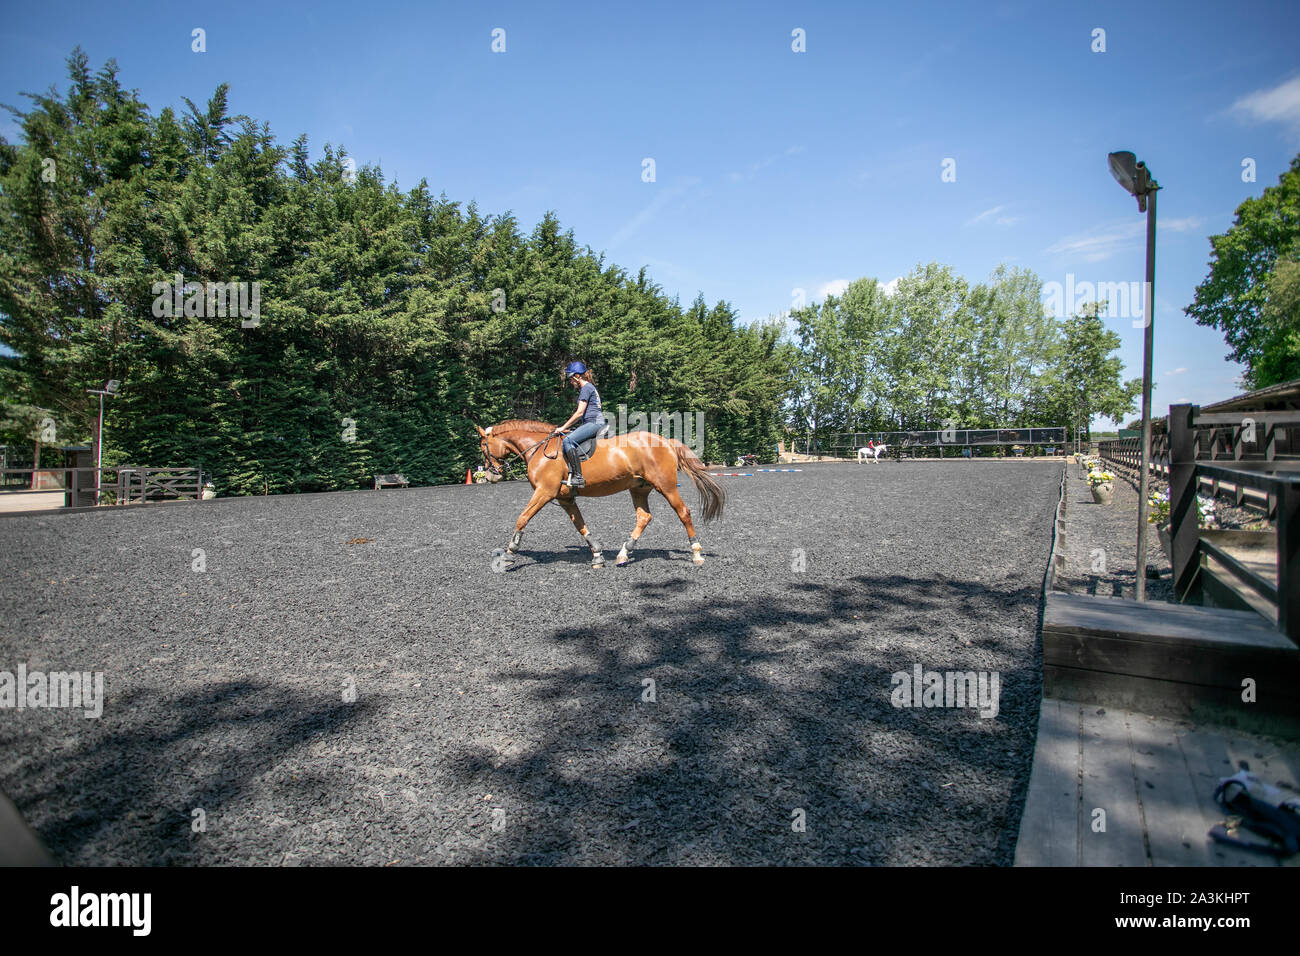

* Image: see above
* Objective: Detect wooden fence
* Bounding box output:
[1097,413,1299,518]
[0,466,203,509]
[1162,404,1300,645]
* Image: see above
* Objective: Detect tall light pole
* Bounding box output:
[85,379,120,505]
[1107,151,1159,600]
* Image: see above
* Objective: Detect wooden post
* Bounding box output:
[1233,424,1246,507]
[1208,430,1219,496]
[1168,403,1200,602]
[1265,423,1277,520]
[1279,479,1300,646]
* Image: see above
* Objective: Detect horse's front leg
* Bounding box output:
[496,485,553,564]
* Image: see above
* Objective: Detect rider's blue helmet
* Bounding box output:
[564,361,587,378]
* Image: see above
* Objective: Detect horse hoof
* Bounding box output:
[592,555,605,568]
[692,555,705,566]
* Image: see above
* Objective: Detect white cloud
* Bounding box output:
[727,146,805,183]
[1047,217,1201,262]
[881,277,901,297]
[1164,367,1188,376]
[817,279,851,299]
[1230,75,1300,138]
[606,178,700,250]
[966,205,1006,226]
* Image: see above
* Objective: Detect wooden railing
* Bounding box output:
[1098,414,1298,518]
[115,467,204,504]
[0,466,203,509]
[1164,404,1299,645]
[1097,435,1170,477]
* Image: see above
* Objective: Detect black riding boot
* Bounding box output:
[564,445,585,489]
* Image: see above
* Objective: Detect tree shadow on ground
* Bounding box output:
[442,572,1044,865]
[5,681,373,864]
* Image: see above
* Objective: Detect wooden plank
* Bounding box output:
[1126,713,1216,866]
[1014,699,1080,866]
[1078,707,1148,866]
[1045,592,1294,650]
[0,793,54,865]
[1195,411,1300,426]
[1279,482,1300,646]
[1043,630,1300,693]
[1043,666,1300,736]
[1202,555,1279,624]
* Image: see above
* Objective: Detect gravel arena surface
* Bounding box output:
[1,460,1063,865]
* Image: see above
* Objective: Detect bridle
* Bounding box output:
[483,429,564,476]
[482,444,506,476]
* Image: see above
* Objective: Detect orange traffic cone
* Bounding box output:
[465,469,473,485]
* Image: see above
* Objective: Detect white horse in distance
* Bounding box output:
[857,442,888,463]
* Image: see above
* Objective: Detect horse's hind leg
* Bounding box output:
[554,497,605,567]
[616,487,653,566]
[658,484,704,565]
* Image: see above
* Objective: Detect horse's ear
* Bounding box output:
[475,424,487,437]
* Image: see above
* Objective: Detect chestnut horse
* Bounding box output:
[476,420,725,567]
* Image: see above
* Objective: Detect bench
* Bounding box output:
[373,473,409,490]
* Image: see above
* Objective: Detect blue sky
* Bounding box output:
[3,0,1299,416]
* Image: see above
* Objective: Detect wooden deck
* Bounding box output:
[1043,591,1300,733]
[1015,698,1300,866]
[0,792,54,865]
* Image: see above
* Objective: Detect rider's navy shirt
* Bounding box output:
[578,382,604,423]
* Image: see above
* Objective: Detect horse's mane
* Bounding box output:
[492,419,555,434]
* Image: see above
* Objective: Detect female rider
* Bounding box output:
[554,361,605,489]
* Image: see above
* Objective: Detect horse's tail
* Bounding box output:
[674,441,726,524]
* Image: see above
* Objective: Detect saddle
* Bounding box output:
[572,423,612,462]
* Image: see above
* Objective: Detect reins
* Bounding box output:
[485,427,564,473]
[525,433,564,462]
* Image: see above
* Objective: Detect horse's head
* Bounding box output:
[476,425,507,482]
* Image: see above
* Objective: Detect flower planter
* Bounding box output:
[1156,523,1171,563]
[1090,483,1113,504]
